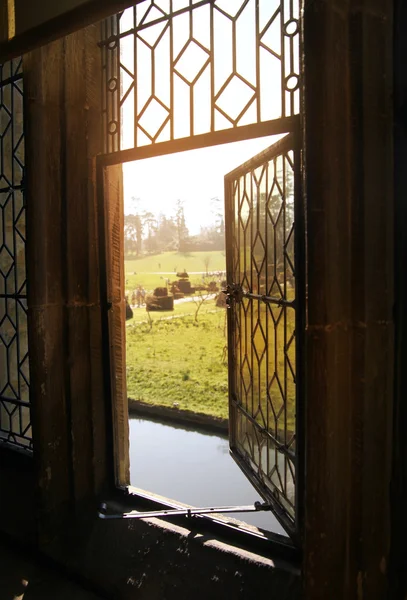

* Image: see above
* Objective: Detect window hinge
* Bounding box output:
[98,501,272,520]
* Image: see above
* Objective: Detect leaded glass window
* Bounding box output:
[101,0,300,153]
[0,58,31,450]
[99,0,303,539]
[224,133,303,537]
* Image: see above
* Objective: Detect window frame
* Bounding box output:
[96,117,304,554]
[96,0,305,552]
[0,57,32,454]
[224,131,305,542]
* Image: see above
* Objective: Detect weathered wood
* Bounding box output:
[24,25,107,540]
[0,0,9,43]
[355,8,393,598]
[0,0,143,63]
[103,163,130,487]
[389,0,407,596]
[24,39,72,541]
[64,24,106,505]
[303,0,393,598]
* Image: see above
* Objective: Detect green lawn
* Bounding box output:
[124,248,295,428]
[126,308,229,419]
[125,297,295,430]
[236,302,296,433]
[125,250,226,293]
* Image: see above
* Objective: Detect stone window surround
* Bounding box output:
[0,1,397,597]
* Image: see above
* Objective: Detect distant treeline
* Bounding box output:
[124,198,225,257]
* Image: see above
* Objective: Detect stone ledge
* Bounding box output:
[128,398,228,435]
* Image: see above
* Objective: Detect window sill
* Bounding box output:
[23,485,300,597]
[105,484,301,567]
[75,484,302,598]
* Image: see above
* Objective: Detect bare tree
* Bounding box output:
[191,290,212,322]
[203,255,211,275]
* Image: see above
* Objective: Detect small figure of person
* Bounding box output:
[131,290,136,307]
[141,287,146,305]
[136,286,142,308]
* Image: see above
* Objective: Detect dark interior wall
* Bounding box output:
[303,0,394,598]
[0,0,8,41]
[0,0,141,63]
[0,449,36,544]
[390,0,407,596]
[15,0,90,32]
[23,24,110,542]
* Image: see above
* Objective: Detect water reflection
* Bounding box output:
[129,417,286,535]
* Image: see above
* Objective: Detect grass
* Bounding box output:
[124,248,295,429]
[126,308,229,419]
[125,298,295,430]
[236,302,296,433]
[125,250,226,292]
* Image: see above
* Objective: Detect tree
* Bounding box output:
[156,213,178,251]
[191,289,212,322]
[124,196,144,256]
[124,214,143,256]
[142,211,156,238]
[210,196,223,231]
[203,255,211,274]
[175,199,189,250]
[144,233,158,254]
[255,167,295,286]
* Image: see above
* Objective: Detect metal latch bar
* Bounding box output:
[222,284,295,308]
[98,501,272,520]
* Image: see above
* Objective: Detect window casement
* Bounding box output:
[98,0,304,545]
[0,57,31,452]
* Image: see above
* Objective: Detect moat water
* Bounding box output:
[129,416,286,535]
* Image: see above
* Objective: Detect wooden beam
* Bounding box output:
[389,0,407,596]
[0,0,7,43]
[303,0,393,598]
[0,0,144,63]
[24,37,72,539]
[24,24,109,541]
[0,0,12,43]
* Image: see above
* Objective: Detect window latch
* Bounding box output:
[222,283,243,306]
[98,501,272,520]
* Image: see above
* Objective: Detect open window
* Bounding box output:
[224,133,303,538]
[98,132,304,543]
[97,0,303,545]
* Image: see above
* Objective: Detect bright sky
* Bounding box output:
[123,134,282,234]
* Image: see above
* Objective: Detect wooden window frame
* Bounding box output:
[96,115,304,555]
[0,2,396,597]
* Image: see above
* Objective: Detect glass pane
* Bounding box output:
[0,60,31,451]
[226,135,296,523]
[101,0,301,152]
